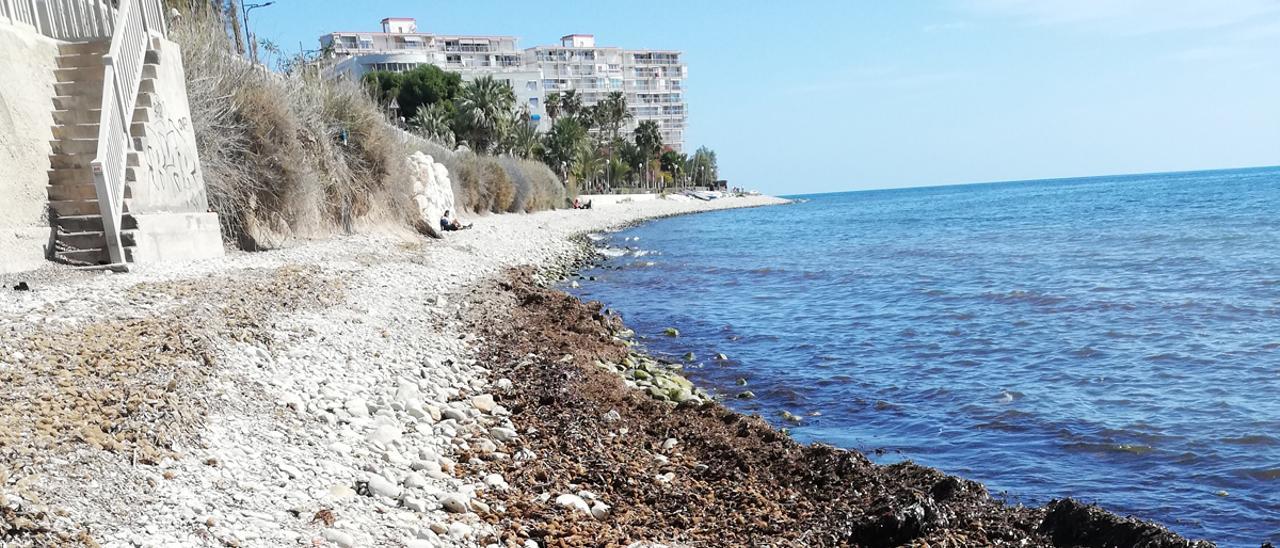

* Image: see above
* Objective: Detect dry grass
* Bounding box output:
[173,15,414,249]
[404,134,565,214]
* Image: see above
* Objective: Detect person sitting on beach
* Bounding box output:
[440,210,471,232]
[572,198,593,210]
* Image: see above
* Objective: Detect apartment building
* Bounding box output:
[319,19,688,150]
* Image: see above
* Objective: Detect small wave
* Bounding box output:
[597,247,627,257]
[1238,468,1280,481]
[981,290,1067,306]
[997,390,1024,403]
[1064,442,1156,456]
[1219,434,1279,446]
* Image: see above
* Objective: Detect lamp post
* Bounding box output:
[242,1,275,64]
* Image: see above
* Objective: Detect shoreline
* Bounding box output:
[0,195,1210,547]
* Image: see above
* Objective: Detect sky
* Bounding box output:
[248,0,1280,195]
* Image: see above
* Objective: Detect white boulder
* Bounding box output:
[408,152,457,238]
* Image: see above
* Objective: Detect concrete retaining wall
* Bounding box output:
[0,25,59,273]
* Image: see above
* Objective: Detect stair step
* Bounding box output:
[55,81,104,96]
[50,138,99,156]
[52,109,102,125]
[54,246,135,267]
[47,183,132,202]
[141,64,158,80]
[49,153,97,170]
[52,95,103,111]
[53,214,139,233]
[48,167,94,186]
[54,66,105,83]
[58,41,111,55]
[56,54,105,70]
[57,230,137,250]
[50,199,104,216]
[52,124,101,140]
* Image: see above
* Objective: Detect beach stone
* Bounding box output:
[664,327,680,337]
[489,427,518,442]
[442,407,467,422]
[344,399,370,418]
[367,476,401,499]
[555,493,591,516]
[448,522,473,539]
[591,501,611,520]
[472,394,497,413]
[402,472,428,489]
[440,494,470,513]
[404,496,429,513]
[367,424,401,445]
[322,529,357,548]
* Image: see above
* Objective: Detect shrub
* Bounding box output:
[400,133,564,214]
[173,13,413,248]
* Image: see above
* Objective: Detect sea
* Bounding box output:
[566,167,1280,546]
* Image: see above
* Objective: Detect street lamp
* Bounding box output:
[242,1,275,65]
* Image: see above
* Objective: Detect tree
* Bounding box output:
[542,117,588,180]
[502,107,541,159]
[660,150,687,185]
[598,91,631,142]
[605,154,632,190]
[571,147,605,192]
[545,92,561,122]
[690,146,719,187]
[454,75,516,153]
[411,103,455,148]
[362,65,462,122]
[560,89,584,121]
[633,120,663,188]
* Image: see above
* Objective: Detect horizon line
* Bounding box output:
[782,163,1280,198]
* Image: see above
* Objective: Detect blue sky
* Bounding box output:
[249,0,1280,194]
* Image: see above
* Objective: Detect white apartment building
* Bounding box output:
[319,19,688,150]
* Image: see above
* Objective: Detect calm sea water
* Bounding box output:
[567,167,1280,546]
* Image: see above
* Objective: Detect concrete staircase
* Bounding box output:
[46,39,160,266]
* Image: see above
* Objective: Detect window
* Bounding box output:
[526,81,538,91]
[529,97,539,108]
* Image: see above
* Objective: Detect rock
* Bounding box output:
[402,472,428,489]
[489,427,518,442]
[440,494,470,513]
[411,460,441,473]
[661,438,679,451]
[327,485,357,500]
[429,522,448,535]
[715,353,729,361]
[408,151,457,239]
[442,407,467,422]
[656,472,676,483]
[484,474,508,491]
[403,496,429,513]
[664,327,680,337]
[406,540,434,548]
[555,493,591,516]
[322,529,357,548]
[366,424,401,446]
[344,399,369,418]
[448,522,473,539]
[591,501,611,520]
[471,499,490,513]
[602,410,621,422]
[495,378,514,391]
[683,352,696,362]
[367,476,401,499]
[736,391,756,399]
[471,394,497,414]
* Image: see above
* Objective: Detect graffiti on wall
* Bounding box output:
[135,95,207,212]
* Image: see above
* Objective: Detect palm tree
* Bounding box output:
[606,154,632,191]
[542,117,588,180]
[410,103,455,148]
[571,147,605,193]
[504,108,541,159]
[545,92,561,122]
[560,89,584,121]
[600,91,631,142]
[633,120,663,188]
[454,75,516,153]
